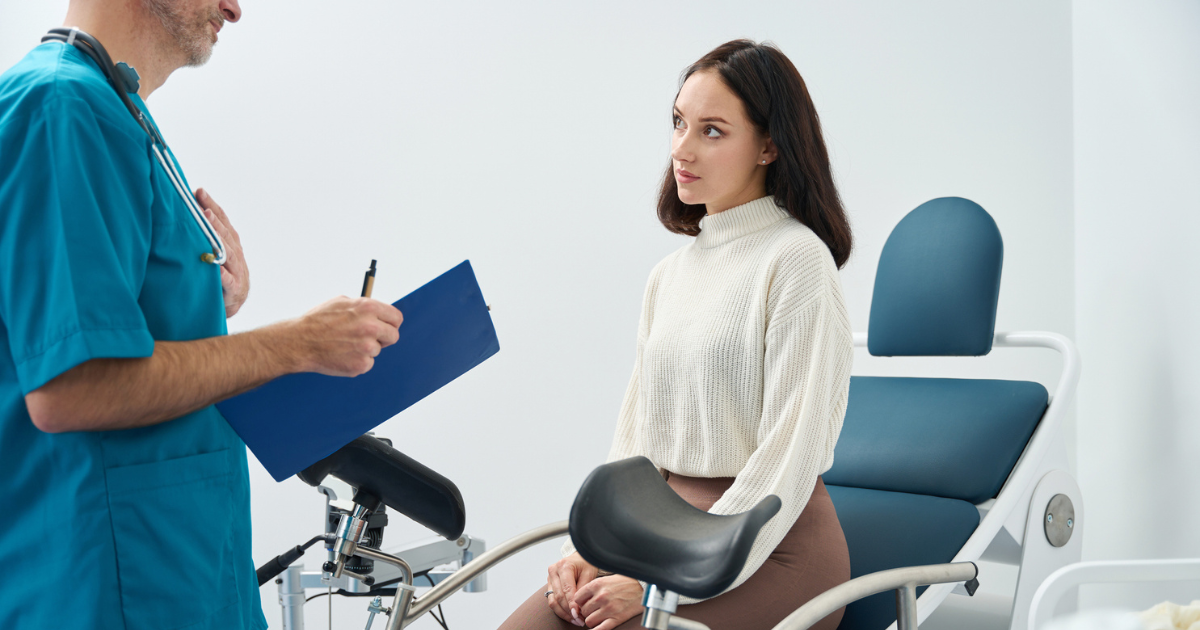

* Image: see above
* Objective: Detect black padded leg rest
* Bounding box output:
[570,457,780,600]
[299,435,466,540]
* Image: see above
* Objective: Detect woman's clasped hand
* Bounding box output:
[546,553,644,629]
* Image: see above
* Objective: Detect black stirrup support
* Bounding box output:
[298,435,466,540]
[569,456,781,600]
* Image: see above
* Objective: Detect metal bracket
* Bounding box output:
[364,596,388,630]
[1044,493,1075,548]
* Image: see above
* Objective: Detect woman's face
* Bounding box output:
[671,70,776,214]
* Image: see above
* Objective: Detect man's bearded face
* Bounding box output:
[143,0,224,67]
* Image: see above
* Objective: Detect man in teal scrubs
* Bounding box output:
[0,1,404,628]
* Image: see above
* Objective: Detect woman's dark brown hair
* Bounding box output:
[658,39,853,268]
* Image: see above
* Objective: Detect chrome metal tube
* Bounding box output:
[350,546,415,630]
[642,607,672,630]
[388,589,414,630]
[352,546,413,584]
[895,584,918,630]
[772,562,978,630]
[279,563,306,630]
[640,586,710,630]
[401,521,569,626]
[643,584,680,614]
[332,505,372,578]
[667,616,712,630]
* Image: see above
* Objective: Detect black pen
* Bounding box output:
[361,259,377,298]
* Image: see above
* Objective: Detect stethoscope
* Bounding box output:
[41,27,227,265]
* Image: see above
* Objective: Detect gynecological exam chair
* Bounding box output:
[569,197,1084,630]
[818,196,1083,630]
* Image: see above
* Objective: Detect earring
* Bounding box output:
[761,160,767,164]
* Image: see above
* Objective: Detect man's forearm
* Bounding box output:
[26,322,305,433]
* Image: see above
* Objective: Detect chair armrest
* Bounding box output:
[772,562,978,630]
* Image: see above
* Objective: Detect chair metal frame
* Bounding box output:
[776,562,978,630]
[1027,558,1200,630]
[850,329,1083,630]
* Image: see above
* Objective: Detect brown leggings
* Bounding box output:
[496,474,849,630]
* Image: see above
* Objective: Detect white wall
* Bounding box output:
[2,2,1077,628]
[1073,0,1200,611]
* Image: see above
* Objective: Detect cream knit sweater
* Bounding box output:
[566,195,854,600]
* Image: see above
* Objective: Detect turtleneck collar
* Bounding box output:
[695,196,790,249]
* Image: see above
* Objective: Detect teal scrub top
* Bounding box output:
[0,43,266,630]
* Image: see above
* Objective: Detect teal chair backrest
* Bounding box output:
[868,196,1003,357]
[824,198,1047,630]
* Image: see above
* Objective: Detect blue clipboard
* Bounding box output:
[217,260,500,481]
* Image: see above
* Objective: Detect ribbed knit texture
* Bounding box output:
[564,196,854,602]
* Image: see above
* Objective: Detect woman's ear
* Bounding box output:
[759,137,779,166]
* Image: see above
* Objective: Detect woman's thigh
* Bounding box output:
[610,557,843,630]
[615,480,849,630]
[495,586,578,630]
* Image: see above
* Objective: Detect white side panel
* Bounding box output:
[1010,471,1085,630]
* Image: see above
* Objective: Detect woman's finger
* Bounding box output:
[580,595,606,620]
[591,619,621,630]
[573,579,600,616]
[579,577,643,628]
[586,609,618,629]
[546,564,564,601]
[543,570,571,623]
[578,564,598,588]
[546,594,571,622]
[556,562,579,616]
[548,565,576,621]
[545,590,572,622]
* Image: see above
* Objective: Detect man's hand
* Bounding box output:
[289,297,403,377]
[194,188,249,318]
[547,553,599,626]
[573,575,644,629]
[26,296,403,433]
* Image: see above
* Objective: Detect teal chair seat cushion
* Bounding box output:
[824,376,1048,504]
[826,485,981,630]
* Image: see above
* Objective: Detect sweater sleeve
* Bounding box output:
[605,260,665,465]
[604,338,646,464]
[690,280,853,601]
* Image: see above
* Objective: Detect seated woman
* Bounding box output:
[499,39,854,630]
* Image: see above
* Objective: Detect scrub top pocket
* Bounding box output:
[105,448,240,630]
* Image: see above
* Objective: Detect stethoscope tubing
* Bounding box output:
[152,144,228,265]
[40,27,228,266]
